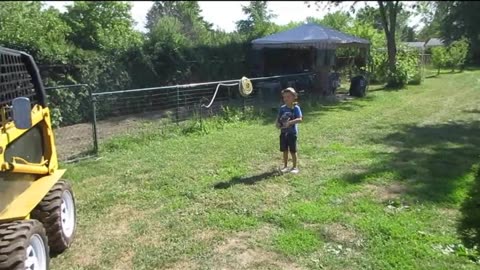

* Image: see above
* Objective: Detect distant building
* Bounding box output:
[424,38,444,48]
[398,38,444,52]
[403,42,426,51]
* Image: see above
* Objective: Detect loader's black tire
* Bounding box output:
[0,220,49,270]
[32,180,76,255]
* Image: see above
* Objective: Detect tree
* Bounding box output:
[306,11,352,32]
[438,1,480,65]
[307,1,412,87]
[144,16,191,84]
[431,46,448,75]
[145,1,212,37]
[355,5,413,41]
[417,19,441,42]
[416,1,442,41]
[355,6,415,41]
[62,1,141,53]
[276,21,303,32]
[355,6,383,31]
[401,26,416,42]
[0,1,72,62]
[236,1,277,39]
[447,37,470,72]
[346,19,386,82]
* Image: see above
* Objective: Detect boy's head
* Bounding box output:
[281,87,297,105]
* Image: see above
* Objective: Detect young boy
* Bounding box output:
[276,87,303,174]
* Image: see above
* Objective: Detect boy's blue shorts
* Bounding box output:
[280,132,297,153]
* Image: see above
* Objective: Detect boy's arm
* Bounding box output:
[286,106,303,127]
[287,117,303,127]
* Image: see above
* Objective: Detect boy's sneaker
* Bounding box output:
[290,167,299,174]
[280,167,290,173]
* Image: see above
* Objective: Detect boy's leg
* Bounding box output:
[288,134,299,173]
[290,151,299,174]
[291,151,297,168]
[283,151,289,167]
[280,133,290,172]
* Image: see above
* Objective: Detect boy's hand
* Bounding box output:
[286,118,301,128]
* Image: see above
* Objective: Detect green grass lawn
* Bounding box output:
[52,69,480,269]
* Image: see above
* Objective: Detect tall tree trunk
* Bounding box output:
[386,30,397,74]
[378,1,400,86]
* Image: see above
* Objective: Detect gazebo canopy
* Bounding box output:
[251,23,370,50]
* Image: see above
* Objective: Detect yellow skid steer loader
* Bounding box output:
[0,47,76,270]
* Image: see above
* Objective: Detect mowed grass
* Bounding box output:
[51,69,480,269]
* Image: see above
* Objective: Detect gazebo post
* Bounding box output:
[366,45,371,92]
[312,47,334,97]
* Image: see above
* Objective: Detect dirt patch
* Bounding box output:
[68,232,101,267]
[165,260,197,270]
[350,182,408,202]
[258,183,292,212]
[113,250,135,270]
[321,223,363,248]
[215,233,249,254]
[193,229,221,242]
[54,116,149,160]
[212,228,304,270]
[436,207,459,218]
[69,205,142,267]
[54,102,229,161]
[252,224,277,240]
[368,182,408,202]
[102,205,137,237]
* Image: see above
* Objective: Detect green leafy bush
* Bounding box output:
[447,38,470,72]
[432,46,449,75]
[371,47,421,87]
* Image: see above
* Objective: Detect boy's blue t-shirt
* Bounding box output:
[278,104,302,134]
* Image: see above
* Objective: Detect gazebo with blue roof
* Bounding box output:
[250,23,370,96]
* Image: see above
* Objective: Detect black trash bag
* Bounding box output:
[349,75,367,97]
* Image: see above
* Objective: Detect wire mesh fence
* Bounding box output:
[421,53,439,78]
[90,73,315,152]
[45,84,95,162]
[45,73,315,162]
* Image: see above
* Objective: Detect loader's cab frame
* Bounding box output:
[0,47,76,270]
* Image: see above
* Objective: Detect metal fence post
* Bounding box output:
[198,102,203,132]
[88,86,99,154]
[176,86,180,124]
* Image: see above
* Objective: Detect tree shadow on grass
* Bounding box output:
[463,109,480,114]
[458,165,480,252]
[464,66,480,71]
[367,86,387,92]
[342,119,480,253]
[213,170,282,189]
[342,120,480,204]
